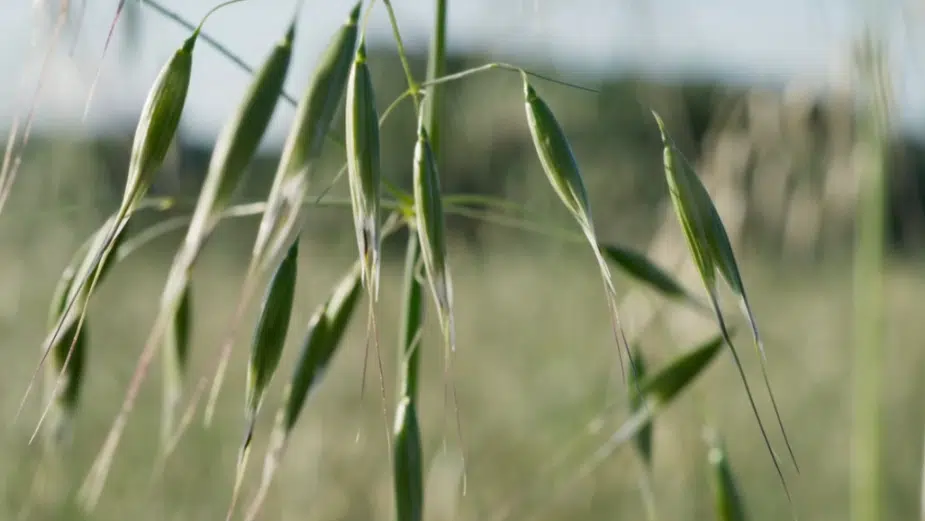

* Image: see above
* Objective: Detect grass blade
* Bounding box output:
[627,347,652,466]
[601,242,708,312]
[502,334,726,521]
[576,333,725,479]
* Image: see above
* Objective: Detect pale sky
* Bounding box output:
[1,0,922,145]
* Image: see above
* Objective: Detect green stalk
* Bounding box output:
[851,33,889,521]
[423,0,446,159]
[391,2,448,519]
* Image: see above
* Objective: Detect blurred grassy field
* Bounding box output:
[1,187,924,521]
[0,37,922,517]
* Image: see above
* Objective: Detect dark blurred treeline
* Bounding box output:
[29,47,925,261]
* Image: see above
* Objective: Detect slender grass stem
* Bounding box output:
[851,32,889,521]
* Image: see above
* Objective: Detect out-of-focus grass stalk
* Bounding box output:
[851,31,890,521]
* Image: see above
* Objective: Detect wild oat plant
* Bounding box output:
[6,1,839,520]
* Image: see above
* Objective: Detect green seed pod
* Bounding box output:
[240,263,363,521]
[204,0,360,430]
[229,238,299,521]
[412,116,455,352]
[252,3,360,272]
[38,214,133,442]
[246,238,299,423]
[707,434,748,521]
[123,34,195,210]
[44,256,89,444]
[393,397,424,521]
[185,22,295,248]
[522,75,632,377]
[522,76,592,230]
[282,262,362,434]
[345,40,382,301]
[653,111,797,493]
[32,31,197,418]
[153,23,294,445]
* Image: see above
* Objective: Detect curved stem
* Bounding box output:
[380,0,422,111]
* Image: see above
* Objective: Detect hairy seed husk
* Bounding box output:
[252,3,360,272]
[345,41,382,301]
[204,2,360,427]
[247,238,299,420]
[240,264,363,521]
[412,117,455,351]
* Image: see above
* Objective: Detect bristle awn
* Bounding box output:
[226,237,299,521]
[416,62,599,95]
[0,0,66,216]
[203,2,360,425]
[82,0,127,119]
[242,264,363,521]
[73,4,246,509]
[652,111,794,503]
[521,73,634,381]
[707,195,799,472]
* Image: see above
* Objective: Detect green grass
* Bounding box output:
[1,1,909,520]
[0,216,923,520]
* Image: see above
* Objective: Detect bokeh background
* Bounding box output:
[1,0,924,520]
